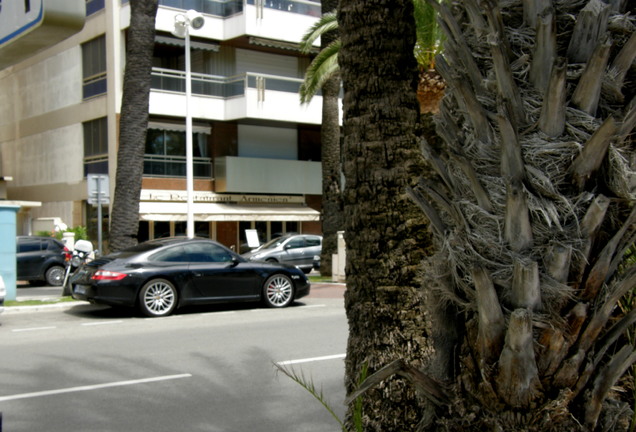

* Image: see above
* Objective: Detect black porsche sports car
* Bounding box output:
[70,237,310,317]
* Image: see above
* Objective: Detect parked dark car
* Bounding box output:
[241,234,322,274]
[0,275,5,314]
[70,237,311,317]
[17,236,69,286]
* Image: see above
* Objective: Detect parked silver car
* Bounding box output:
[242,234,322,274]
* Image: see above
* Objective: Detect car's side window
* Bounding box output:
[306,237,321,247]
[184,243,233,263]
[208,244,233,263]
[286,238,305,249]
[18,240,40,253]
[150,246,187,262]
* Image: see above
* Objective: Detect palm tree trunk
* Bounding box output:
[406,0,636,429]
[318,0,342,277]
[110,0,158,252]
[338,1,432,430]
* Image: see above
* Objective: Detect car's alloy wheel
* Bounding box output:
[45,265,65,286]
[139,278,178,317]
[263,274,294,308]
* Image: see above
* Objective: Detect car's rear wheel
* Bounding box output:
[45,265,65,286]
[263,274,294,308]
[138,278,178,317]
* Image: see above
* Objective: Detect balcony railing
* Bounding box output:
[247,0,321,17]
[158,0,244,17]
[158,0,320,18]
[144,154,212,178]
[151,68,310,99]
[151,68,244,97]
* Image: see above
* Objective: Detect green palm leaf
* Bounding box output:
[300,39,340,104]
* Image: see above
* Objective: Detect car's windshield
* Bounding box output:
[258,235,290,250]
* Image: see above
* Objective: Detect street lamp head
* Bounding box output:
[172,14,187,38]
[186,9,205,30]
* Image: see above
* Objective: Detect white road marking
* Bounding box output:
[12,326,56,333]
[276,353,346,366]
[0,374,193,402]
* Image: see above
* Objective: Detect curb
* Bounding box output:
[4,282,347,314]
[3,300,92,314]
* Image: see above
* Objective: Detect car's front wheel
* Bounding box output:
[45,265,65,286]
[138,279,178,317]
[263,274,294,308]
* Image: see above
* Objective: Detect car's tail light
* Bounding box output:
[63,246,72,261]
[92,270,127,281]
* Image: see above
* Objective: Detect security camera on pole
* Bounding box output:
[172,10,205,239]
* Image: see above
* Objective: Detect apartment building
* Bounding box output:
[0,0,334,252]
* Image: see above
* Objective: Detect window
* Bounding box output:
[286,237,304,249]
[86,0,105,15]
[144,129,211,177]
[184,243,233,263]
[82,36,107,99]
[306,236,321,247]
[150,246,187,262]
[17,239,40,253]
[83,117,108,175]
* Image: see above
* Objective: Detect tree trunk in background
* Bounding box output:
[110,0,158,252]
[318,0,343,277]
[408,0,636,429]
[338,1,432,430]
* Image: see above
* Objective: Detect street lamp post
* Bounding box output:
[172,10,205,239]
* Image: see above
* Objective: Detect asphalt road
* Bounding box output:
[1,283,348,432]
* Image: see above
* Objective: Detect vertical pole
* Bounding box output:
[96,176,103,254]
[185,26,194,239]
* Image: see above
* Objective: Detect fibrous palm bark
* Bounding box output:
[110,0,158,252]
[338,0,433,430]
[406,0,636,430]
[317,0,343,277]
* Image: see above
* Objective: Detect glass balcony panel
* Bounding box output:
[158,0,243,17]
[143,155,212,178]
[246,0,320,16]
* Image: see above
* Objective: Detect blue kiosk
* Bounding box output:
[0,202,20,301]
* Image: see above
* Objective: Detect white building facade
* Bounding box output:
[0,0,337,251]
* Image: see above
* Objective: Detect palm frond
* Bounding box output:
[300,10,338,54]
[274,363,346,431]
[413,0,442,68]
[300,39,341,104]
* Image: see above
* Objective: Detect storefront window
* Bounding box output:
[154,221,171,238]
[286,221,298,234]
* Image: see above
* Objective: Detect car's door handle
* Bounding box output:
[193,272,203,277]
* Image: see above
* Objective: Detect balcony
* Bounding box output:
[155,0,321,44]
[143,155,213,178]
[149,68,338,124]
[215,156,321,194]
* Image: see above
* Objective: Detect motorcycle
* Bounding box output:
[62,239,95,296]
